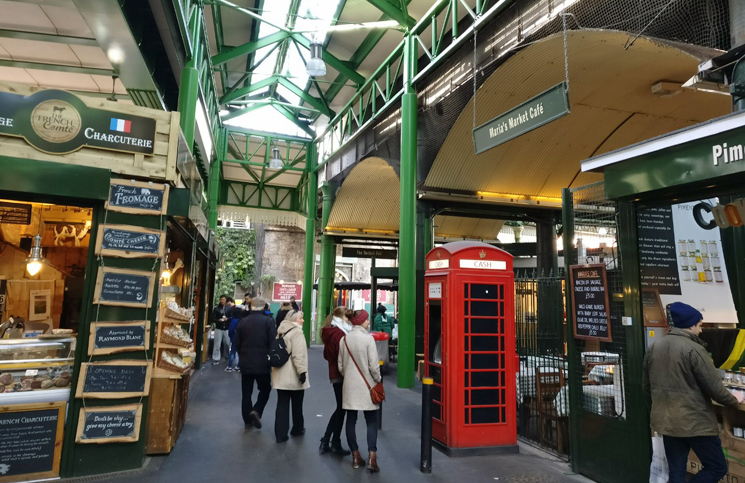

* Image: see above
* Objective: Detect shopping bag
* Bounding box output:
[649,432,668,483]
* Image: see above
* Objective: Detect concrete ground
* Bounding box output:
[89,347,593,483]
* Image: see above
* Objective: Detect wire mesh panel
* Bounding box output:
[515,271,568,457]
[569,182,627,420]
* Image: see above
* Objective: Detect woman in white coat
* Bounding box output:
[338,310,382,472]
[272,310,309,443]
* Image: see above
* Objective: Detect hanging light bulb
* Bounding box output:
[305,41,326,77]
[25,234,45,276]
[268,144,283,169]
[161,258,171,283]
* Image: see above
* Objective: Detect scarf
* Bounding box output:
[331,316,352,334]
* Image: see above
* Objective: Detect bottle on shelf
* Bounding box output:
[678,239,687,254]
[700,240,708,255]
[681,266,691,282]
[709,240,719,256]
[688,239,696,254]
[705,269,713,282]
[702,254,711,270]
[714,268,724,283]
[695,250,706,283]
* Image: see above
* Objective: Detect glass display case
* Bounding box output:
[0,337,75,403]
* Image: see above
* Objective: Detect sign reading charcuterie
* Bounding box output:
[95,224,165,258]
[93,267,155,308]
[105,180,169,215]
[0,89,156,155]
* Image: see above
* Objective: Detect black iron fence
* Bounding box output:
[515,270,569,457]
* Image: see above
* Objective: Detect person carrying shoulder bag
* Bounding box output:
[272,310,309,443]
[338,310,382,472]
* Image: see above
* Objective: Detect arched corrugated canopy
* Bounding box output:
[327,157,505,240]
[424,30,730,199]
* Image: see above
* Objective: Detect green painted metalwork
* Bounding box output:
[0,59,114,76]
[317,182,336,341]
[212,31,291,66]
[302,144,318,345]
[397,35,417,389]
[367,0,416,28]
[0,156,110,200]
[208,134,223,229]
[221,181,297,211]
[178,3,203,150]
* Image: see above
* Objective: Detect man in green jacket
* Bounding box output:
[372,304,394,337]
[643,302,744,482]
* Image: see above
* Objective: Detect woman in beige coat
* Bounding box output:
[272,310,309,443]
[338,310,382,472]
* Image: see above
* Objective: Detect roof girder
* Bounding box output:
[366,0,416,28]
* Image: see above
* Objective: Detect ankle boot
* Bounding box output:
[330,441,351,456]
[351,451,365,469]
[367,451,379,472]
[319,437,331,454]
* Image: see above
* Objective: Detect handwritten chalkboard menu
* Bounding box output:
[0,402,65,482]
[105,179,169,215]
[95,224,165,258]
[93,267,155,308]
[569,264,613,342]
[76,361,151,399]
[88,321,151,355]
[642,289,667,327]
[76,405,143,444]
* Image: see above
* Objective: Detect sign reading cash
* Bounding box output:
[473,82,570,155]
[0,89,156,155]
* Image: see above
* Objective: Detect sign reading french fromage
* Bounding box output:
[0,89,156,155]
[106,180,169,215]
[473,82,570,154]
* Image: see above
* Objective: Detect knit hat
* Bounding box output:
[350,310,369,326]
[669,302,703,328]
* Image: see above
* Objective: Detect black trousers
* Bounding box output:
[241,373,271,424]
[275,389,305,439]
[323,382,345,444]
[346,410,377,453]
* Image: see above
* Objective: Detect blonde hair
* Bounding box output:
[322,306,349,329]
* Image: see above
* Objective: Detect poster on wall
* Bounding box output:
[637,199,738,323]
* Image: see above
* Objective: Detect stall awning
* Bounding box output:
[218,206,306,230]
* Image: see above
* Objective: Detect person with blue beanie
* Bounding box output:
[643,302,744,482]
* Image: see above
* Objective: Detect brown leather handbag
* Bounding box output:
[344,338,385,404]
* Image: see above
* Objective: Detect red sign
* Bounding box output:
[272,282,302,302]
[361,290,388,303]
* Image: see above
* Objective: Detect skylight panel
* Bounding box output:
[224,105,311,138]
[276,84,301,105]
[257,0,292,38]
[295,0,343,42]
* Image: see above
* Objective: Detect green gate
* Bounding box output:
[562,182,650,482]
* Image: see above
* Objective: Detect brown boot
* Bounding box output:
[367,451,379,473]
[351,451,364,469]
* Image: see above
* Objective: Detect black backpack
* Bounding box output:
[268,326,296,368]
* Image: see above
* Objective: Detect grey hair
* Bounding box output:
[251,296,267,309]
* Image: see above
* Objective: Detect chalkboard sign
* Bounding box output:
[0,402,65,483]
[105,179,169,215]
[569,264,613,342]
[642,289,667,327]
[93,267,155,308]
[95,224,165,258]
[76,361,152,399]
[88,321,151,355]
[76,404,143,444]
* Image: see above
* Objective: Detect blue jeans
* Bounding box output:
[228,328,238,368]
[663,434,727,483]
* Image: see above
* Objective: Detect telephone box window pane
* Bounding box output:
[464,302,469,316]
[501,406,506,422]
[472,353,499,369]
[433,403,441,421]
[471,318,500,334]
[464,391,469,405]
[472,407,500,424]
[471,371,500,387]
[428,301,442,362]
[464,337,470,351]
[471,389,501,406]
[499,301,504,316]
[464,284,469,298]
[465,355,469,369]
[500,285,504,299]
[432,385,442,402]
[500,371,506,387]
[465,410,470,424]
[465,372,470,387]
[471,284,499,299]
[471,336,499,352]
[500,353,505,369]
[471,301,499,317]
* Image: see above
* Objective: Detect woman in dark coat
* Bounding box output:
[319,306,353,456]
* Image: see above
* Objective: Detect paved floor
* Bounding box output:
[95,347,592,483]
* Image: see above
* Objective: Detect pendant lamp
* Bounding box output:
[25,234,45,276]
[268,145,283,169]
[305,42,326,77]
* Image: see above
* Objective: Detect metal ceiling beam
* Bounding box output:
[222,98,321,122]
[220,75,278,103]
[212,31,290,66]
[366,0,416,28]
[209,0,290,34]
[273,104,315,137]
[0,59,114,76]
[244,0,265,90]
[277,77,333,117]
[0,29,99,47]
[291,34,365,85]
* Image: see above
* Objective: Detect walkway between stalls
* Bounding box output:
[84,348,592,483]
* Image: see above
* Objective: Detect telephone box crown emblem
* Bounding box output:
[437,252,442,259]
[479,250,486,259]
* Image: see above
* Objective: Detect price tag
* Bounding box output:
[25,369,39,376]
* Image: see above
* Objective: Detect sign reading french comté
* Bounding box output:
[0,89,156,156]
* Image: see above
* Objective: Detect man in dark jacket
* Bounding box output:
[234,296,276,429]
[212,295,230,365]
[643,302,744,482]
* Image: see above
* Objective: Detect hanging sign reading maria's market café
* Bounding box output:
[473,82,570,155]
[0,89,156,155]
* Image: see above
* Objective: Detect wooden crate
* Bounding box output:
[0,81,179,182]
[145,371,191,454]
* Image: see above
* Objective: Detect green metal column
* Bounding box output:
[398,34,418,388]
[317,182,336,341]
[178,6,202,150]
[207,134,222,230]
[415,201,430,355]
[302,144,318,345]
[562,188,580,472]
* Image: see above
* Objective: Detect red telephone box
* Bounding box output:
[424,241,517,452]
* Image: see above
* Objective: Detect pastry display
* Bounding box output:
[161,351,189,369]
[163,324,192,344]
